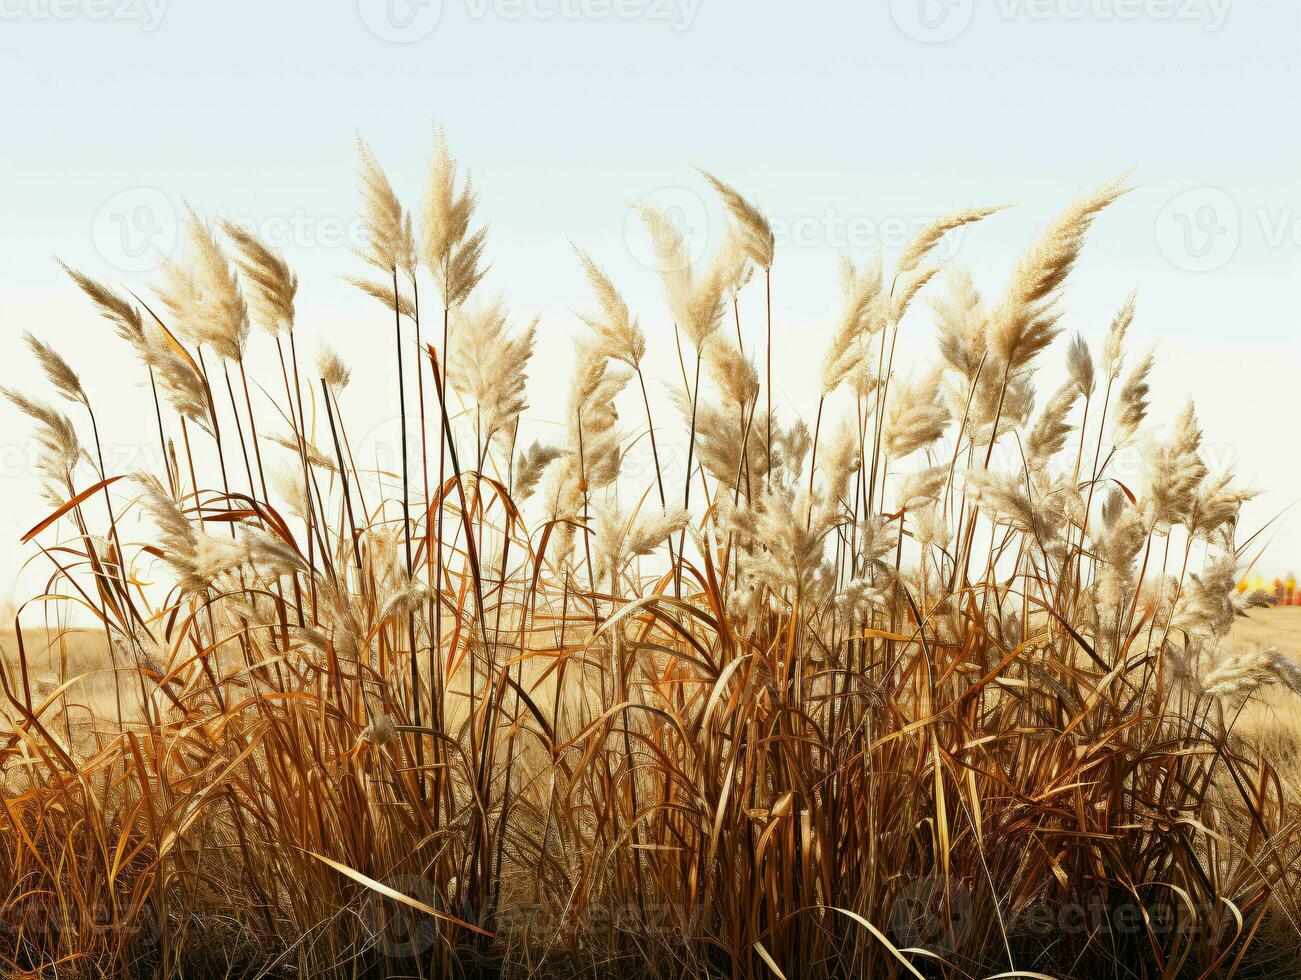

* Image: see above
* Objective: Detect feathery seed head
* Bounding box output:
[356,137,411,275]
[23,332,86,407]
[574,246,646,369]
[989,176,1130,373]
[317,343,351,391]
[156,206,250,361]
[223,220,297,335]
[697,169,774,271]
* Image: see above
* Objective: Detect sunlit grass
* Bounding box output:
[1,138,1297,979]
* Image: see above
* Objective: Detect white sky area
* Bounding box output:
[1,0,1299,607]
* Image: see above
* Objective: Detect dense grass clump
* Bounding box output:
[1,137,1298,979]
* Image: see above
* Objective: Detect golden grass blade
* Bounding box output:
[303,849,494,937]
[826,906,927,979]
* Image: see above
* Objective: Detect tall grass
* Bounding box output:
[1,140,1298,979]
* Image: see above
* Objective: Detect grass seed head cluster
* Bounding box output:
[0,137,1297,979]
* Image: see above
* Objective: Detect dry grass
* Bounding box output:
[1,142,1299,979]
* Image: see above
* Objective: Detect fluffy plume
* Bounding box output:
[1189,471,1255,544]
[317,343,351,390]
[637,204,725,349]
[947,368,1035,450]
[574,247,645,369]
[545,346,630,558]
[934,266,988,381]
[697,169,774,271]
[891,265,940,324]
[377,576,431,625]
[897,205,1006,275]
[136,473,301,593]
[593,499,689,581]
[448,298,537,448]
[270,463,309,520]
[2,388,82,496]
[672,390,773,491]
[716,227,755,299]
[1066,333,1095,397]
[356,137,414,275]
[967,469,1055,541]
[1100,291,1136,380]
[156,207,250,361]
[1202,647,1301,701]
[883,370,948,459]
[989,176,1130,373]
[1143,400,1207,530]
[59,262,150,358]
[821,254,885,395]
[267,432,338,472]
[819,417,862,508]
[423,129,487,307]
[1092,489,1147,611]
[23,332,86,407]
[896,464,948,513]
[145,321,213,434]
[1111,347,1154,445]
[347,275,417,320]
[728,489,841,606]
[1026,380,1079,472]
[1171,552,1238,641]
[704,334,759,410]
[514,441,565,501]
[223,221,297,335]
[911,501,951,552]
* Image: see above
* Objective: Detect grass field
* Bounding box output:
[11,606,1298,750]
[2,148,1300,978]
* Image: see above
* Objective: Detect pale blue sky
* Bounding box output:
[1,0,1299,592]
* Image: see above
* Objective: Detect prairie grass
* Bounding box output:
[1,140,1298,979]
